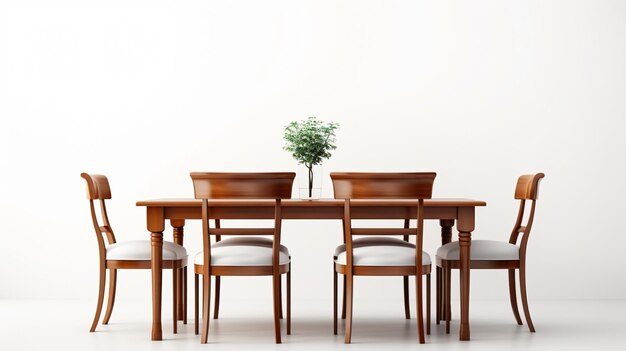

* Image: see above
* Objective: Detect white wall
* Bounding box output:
[1,0,625,303]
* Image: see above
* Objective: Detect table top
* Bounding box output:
[137,198,487,207]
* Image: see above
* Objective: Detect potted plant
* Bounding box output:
[283,117,339,199]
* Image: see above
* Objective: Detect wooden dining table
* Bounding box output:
[136,198,486,341]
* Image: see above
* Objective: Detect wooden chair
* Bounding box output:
[331,172,436,344]
[436,173,545,333]
[81,173,188,333]
[190,172,295,344]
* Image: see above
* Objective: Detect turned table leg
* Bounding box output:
[172,219,185,321]
[438,219,454,324]
[440,219,454,245]
[148,207,165,341]
[457,207,474,341]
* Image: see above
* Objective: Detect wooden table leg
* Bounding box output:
[172,219,185,321]
[151,231,163,340]
[440,219,454,245]
[148,207,165,341]
[438,219,454,324]
[457,207,474,341]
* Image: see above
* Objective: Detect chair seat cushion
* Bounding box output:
[106,240,187,261]
[212,237,290,254]
[335,237,431,266]
[333,236,415,256]
[194,237,290,266]
[436,240,519,261]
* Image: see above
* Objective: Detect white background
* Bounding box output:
[1,0,625,306]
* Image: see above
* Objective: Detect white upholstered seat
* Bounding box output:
[194,237,290,266]
[210,237,290,254]
[335,237,431,266]
[436,240,519,261]
[106,240,188,261]
[334,237,414,256]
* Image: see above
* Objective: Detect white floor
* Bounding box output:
[1,299,624,350]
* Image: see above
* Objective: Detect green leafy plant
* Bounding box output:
[283,117,339,197]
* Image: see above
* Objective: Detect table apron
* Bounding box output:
[163,206,459,221]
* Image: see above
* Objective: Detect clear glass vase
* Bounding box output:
[298,165,322,200]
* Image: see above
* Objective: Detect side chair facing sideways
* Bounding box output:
[80,173,188,334]
[436,173,545,333]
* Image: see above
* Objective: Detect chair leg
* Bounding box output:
[172,268,178,334]
[415,271,425,344]
[176,266,183,322]
[403,276,411,319]
[89,264,106,332]
[445,267,451,334]
[341,276,347,319]
[213,276,220,319]
[508,269,523,325]
[440,267,445,326]
[426,273,431,335]
[519,265,536,332]
[279,275,284,319]
[272,273,282,344]
[194,273,199,335]
[103,269,117,325]
[344,273,354,344]
[183,267,188,325]
[333,267,338,335]
[436,266,441,325]
[200,273,211,343]
[287,263,291,335]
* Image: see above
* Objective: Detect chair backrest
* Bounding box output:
[81,173,117,262]
[331,172,436,239]
[190,172,295,269]
[514,174,543,200]
[190,172,294,199]
[332,172,436,270]
[510,173,545,258]
[82,173,112,200]
[331,172,436,199]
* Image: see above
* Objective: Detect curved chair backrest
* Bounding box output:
[81,173,117,262]
[515,173,544,200]
[510,173,545,258]
[190,172,295,199]
[331,172,436,241]
[330,172,436,199]
[82,173,112,200]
